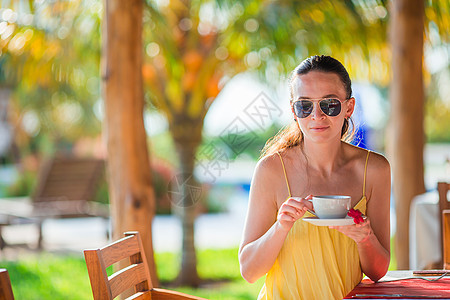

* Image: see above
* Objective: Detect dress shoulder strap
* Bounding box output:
[362,150,371,196]
[276,151,292,198]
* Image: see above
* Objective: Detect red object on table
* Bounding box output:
[344,278,450,299]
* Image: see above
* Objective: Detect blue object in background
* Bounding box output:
[241,183,251,194]
[352,124,369,150]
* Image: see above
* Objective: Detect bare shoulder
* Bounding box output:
[254,151,284,179]
[251,150,289,203]
[248,152,286,219]
[367,150,390,175]
[357,148,391,202]
[343,143,390,173]
[344,145,391,201]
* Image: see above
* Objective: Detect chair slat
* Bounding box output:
[33,157,104,202]
[151,288,208,300]
[100,235,140,267]
[84,232,207,300]
[84,250,111,300]
[109,263,148,299]
[439,182,450,268]
[101,235,140,267]
[443,210,450,270]
[0,269,15,300]
[126,232,153,290]
[127,291,152,300]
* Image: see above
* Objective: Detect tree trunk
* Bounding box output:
[171,118,203,286]
[388,0,426,270]
[103,0,159,286]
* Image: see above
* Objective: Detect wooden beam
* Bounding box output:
[102,0,159,286]
[388,0,426,269]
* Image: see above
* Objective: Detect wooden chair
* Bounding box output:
[438,182,450,219]
[84,232,206,300]
[0,155,109,249]
[443,210,450,270]
[438,182,450,268]
[0,269,14,300]
[31,156,107,218]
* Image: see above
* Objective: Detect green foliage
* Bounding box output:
[2,0,103,157]
[426,100,450,143]
[425,71,450,143]
[93,179,109,204]
[5,170,36,197]
[199,123,281,161]
[148,133,179,167]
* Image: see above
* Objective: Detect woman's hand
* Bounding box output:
[277,195,314,231]
[330,218,373,244]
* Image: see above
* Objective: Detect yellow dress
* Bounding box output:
[258,151,370,300]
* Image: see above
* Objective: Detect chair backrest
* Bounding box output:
[32,156,106,217]
[84,232,152,300]
[438,182,450,269]
[33,156,105,202]
[0,269,14,300]
[443,210,450,270]
[438,182,450,212]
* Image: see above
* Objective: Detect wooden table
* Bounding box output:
[344,271,450,299]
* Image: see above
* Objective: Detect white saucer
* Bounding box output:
[303,216,357,226]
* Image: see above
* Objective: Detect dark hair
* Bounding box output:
[290,55,352,100]
[261,55,355,158]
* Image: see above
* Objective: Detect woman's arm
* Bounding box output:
[238,156,312,283]
[331,153,391,281]
[358,154,391,281]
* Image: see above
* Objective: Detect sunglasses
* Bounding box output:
[292,98,348,118]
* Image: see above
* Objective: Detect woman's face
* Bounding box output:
[291,71,354,144]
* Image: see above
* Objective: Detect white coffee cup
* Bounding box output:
[312,195,351,219]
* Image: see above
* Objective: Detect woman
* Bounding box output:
[239,55,391,299]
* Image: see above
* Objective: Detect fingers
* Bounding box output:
[330,218,368,230]
[277,197,311,223]
[277,196,316,230]
[277,212,297,231]
[288,197,314,211]
[329,218,372,243]
[278,203,301,219]
[278,211,296,222]
[284,197,304,210]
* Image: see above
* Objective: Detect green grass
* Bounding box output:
[389,236,397,271]
[156,249,264,299]
[0,254,93,299]
[0,241,397,300]
[0,248,264,300]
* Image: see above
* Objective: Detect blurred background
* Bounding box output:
[0,0,449,299]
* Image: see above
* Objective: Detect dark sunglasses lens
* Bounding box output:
[294,100,313,118]
[320,99,341,116]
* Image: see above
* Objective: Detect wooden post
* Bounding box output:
[388,0,426,269]
[102,0,159,286]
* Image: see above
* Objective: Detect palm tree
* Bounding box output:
[102,0,159,286]
[1,0,102,158]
